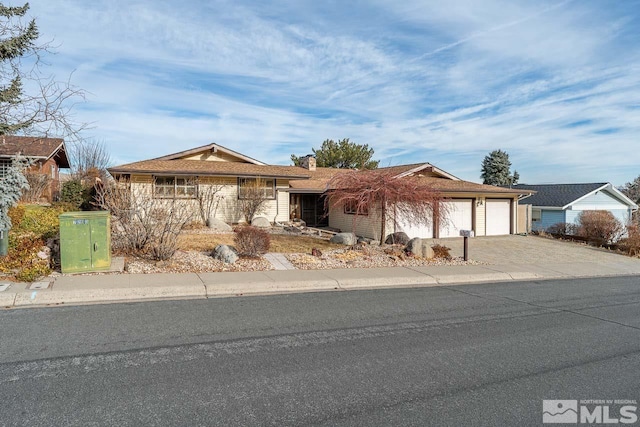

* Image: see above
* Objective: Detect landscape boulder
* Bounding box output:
[251,216,271,228]
[212,244,239,264]
[406,238,435,259]
[206,218,232,232]
[384,232,410,245]
[330,232,357,245]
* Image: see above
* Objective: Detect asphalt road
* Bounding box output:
[2,276,640,426]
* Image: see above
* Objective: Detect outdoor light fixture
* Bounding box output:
[476,198,484,206]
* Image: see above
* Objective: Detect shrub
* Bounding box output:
[546,222,578,238]
[60,179,85,208]
[15,205,64,239]
[431,244,451,259]
[619,224,640,257]
[0,233,51,282]
[577,210,624,246]
[234,226,271,257]
[7,205,26,229]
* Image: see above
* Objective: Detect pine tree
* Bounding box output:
[0,157,30,229]
[480,149,519,186]
[291,138,379,169]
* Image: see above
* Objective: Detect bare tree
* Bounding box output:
[238,177,271,223]
[196,181,225,225]
[69,139,112,183]
[1,3,86,139]
[20,171,51,202]
[94,177,193,260]
[325,170,448,244]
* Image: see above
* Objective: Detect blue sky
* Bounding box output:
[18,0,640,185]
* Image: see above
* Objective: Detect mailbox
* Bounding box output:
[59,211,111,273]
[459,230,475,238]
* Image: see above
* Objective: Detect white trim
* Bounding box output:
[152,143,267,165]
[394,163,461,181]
[562,183,638,210]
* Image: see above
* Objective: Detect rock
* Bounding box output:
[206,218,232,232]
[284,226,302,233]
[384,232,410,245]
[251,216,271,228]
[406,238,435,259]
[212,244,238,264]
[357,236,373,245]
[330,232,357,245]
[311,248,323,257]
[292,219,306,227]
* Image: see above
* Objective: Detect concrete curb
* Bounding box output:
[1,261,639,309]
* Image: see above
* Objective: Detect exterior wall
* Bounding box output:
[565,190,633,226]
[517,204,532,234]
[474,197,486,236]
[328,203,392,241]
[130,174,290,224]
[181,151,247,162]
[535,210,566,231]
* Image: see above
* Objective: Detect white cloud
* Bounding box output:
[18,0,640,185]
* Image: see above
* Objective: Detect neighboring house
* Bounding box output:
[0,135,70,202]
[108,143,534,240]
[513,183,638,231]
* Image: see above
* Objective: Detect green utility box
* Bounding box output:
[59,211,111,273]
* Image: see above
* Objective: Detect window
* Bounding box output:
[0,159,10,179]
[238,178,276,199]
[344,200,368,215]
[532,209,541,222]
[154,176,197,198]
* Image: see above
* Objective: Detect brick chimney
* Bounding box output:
[300,155,316,171]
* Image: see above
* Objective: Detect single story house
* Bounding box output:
[513,183,638,231]
[0,135,70,202]
[108,143,534,240]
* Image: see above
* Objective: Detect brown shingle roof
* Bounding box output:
[0,135,70,168]
[109,159,321,179]
[415,176,531,194]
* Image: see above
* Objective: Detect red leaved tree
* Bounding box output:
[325,169,448,244]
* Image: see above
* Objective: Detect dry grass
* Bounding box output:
[178,232,342,253]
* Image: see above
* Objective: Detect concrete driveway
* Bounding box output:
[435,234,640,266]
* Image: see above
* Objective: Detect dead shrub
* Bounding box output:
[431,244,451,259]
[546,222,578,238]
[234,226,271,257]
[619,224,640,257]
[577,210,624,246]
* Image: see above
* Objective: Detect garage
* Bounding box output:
[439,199,473,238]
[485,199,512,235]
[396,206,434,238]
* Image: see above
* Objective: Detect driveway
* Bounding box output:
[433,234,640,266]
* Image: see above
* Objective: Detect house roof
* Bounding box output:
[418,176,528,194]
[512,183,632,208]
[0,135,70,168]
[151,143,266,165]
[109,159,323,179]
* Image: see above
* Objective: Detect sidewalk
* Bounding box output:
[2,259,640,309]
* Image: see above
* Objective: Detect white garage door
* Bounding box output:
[396,209,434,238]
[439,200,473,238]
[486,199,511,235]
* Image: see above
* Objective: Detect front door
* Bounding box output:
[300,194,327,227]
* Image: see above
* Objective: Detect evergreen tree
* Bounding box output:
[480,149,519,186]
[621,175,640,204]
[1,2,84,136]
[291,138,379,169]
[0,157,30,229]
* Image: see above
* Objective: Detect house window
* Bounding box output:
[154,176,197,198]
[238,178,276,200]
[344,200,368,216]
[532,209,541,222]
[0,159,10,179]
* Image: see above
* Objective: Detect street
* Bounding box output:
[2,276,640,426]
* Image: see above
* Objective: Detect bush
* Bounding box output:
[7,205,26,229]
[15,205,64,239]
[431,244,451,259]
[577,210,624,246]
[0,232,51,282]
[60,179,85,208]
[619,224,640,257]
[234,226,271,257]
[546,222,578,238]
